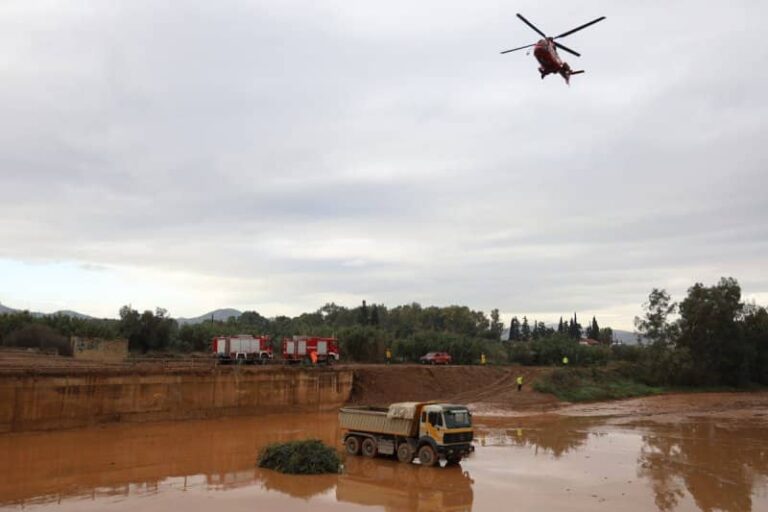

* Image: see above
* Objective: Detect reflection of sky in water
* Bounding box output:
[1,414,767,512]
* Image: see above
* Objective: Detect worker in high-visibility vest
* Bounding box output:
[385,348,392,365]
[310,350,318,365]
[480,353,487,366]
[562,356,569,366]
[516,375,524,392]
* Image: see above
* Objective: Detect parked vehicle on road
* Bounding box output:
[212,335,272,364]
[419,352,452,365]
[282,336,339,364]
[339,402,473,466]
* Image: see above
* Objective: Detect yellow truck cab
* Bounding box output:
[339,402,474,466]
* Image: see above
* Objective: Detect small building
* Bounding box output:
[71,337,129,361]
[578,338,601,347]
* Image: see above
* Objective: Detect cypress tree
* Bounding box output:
[521,316,531,340]
[508,316,521,341]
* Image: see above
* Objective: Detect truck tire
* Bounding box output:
[345,436,361,455]
[446,455,462,465]
[397,443,414,463]
[418,444,438,467]
[361,438,378,458]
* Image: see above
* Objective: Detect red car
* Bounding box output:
[420,352,452,365]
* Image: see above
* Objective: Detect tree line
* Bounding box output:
[507,313,611,343]
[1,276,766,387]
[629,277,768,386]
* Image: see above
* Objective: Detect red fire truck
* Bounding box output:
[212,334,272,364]
[282,336,339,364]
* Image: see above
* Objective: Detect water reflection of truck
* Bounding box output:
[337,457,474,512]
[339,402,474,466]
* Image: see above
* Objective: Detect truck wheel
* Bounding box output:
[345,436,361,455]
[361,438,378,458]
[446,455,462,465]
[397,443,414,463]
[418,445,438,467]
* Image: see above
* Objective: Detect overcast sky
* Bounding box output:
[1,1,766,329]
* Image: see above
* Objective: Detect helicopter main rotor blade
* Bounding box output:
[554,16,606,39]
[554,41,581,57]
[500,43,536,54]
[516,13,547,39]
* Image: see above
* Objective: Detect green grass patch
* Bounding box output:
[663,384,767,394]
[534,367,664,402]
[258,439,341,475]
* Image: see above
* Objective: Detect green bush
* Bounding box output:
[258,440,341,475]
[505,335,611,367]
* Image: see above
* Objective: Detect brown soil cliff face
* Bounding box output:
[0,366,353,433]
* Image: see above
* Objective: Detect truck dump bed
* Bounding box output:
[338,403,421,437]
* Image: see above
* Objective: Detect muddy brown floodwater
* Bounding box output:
[1,394,767,512]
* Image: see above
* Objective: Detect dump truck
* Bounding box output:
[339,402,473,467]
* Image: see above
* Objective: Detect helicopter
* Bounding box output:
[501,13,606,84]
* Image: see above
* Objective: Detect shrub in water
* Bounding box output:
[258,439,341,475]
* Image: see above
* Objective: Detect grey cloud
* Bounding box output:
[1,1,766,327]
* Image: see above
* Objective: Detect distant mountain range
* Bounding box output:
[611,329,643,345]
[0,303,244,325]
[0,303,95,319]
[176,308,243,325]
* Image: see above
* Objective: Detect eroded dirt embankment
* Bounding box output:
[0,361,353,433]
[0,350,563,431]
[349,365,560,413]
[0,350,573,434]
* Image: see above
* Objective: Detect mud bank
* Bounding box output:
[0,367,353,432]
[350,365,558,412]
[0,351,560,432]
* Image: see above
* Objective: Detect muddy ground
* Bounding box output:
[2,350,768,511]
